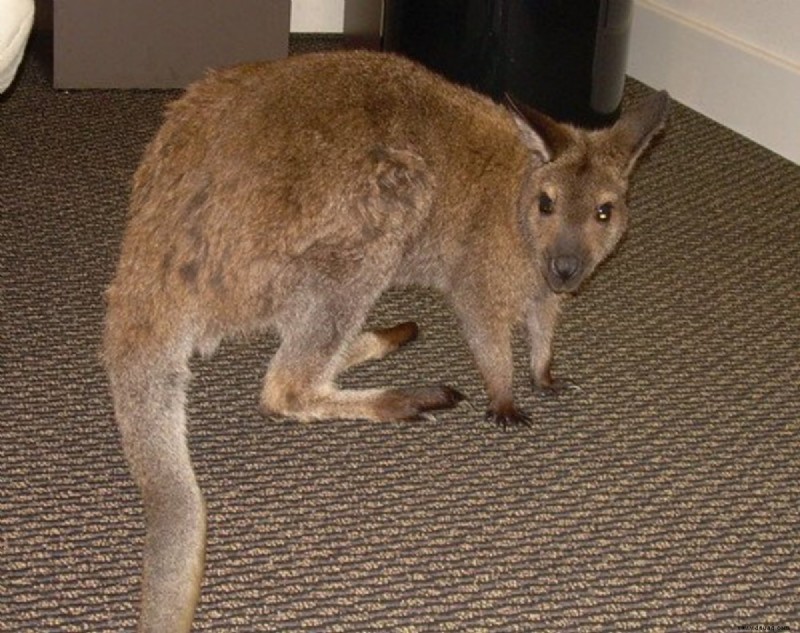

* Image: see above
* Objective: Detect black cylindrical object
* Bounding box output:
[382,0,633,128]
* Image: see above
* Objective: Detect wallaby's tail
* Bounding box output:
[104,314,205,633]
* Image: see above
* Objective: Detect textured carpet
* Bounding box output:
[2,35,798,632]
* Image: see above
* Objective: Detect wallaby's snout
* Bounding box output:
[548,253,583,292]
[544,237,594,293]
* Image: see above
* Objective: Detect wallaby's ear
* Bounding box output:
[611,90,670,173]
[505,93,572,164]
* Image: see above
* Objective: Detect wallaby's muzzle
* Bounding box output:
[545,249,587,293]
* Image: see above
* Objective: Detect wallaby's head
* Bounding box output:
[509,91,669,293]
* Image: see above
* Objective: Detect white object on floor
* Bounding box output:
[0,0,34,92]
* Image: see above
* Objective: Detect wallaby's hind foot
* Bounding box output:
[371,384,465,421]
[261,374,464,423]
[342,321,419,370]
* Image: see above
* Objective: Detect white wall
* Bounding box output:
[645,0,800,63]
[628,0,800,164]
[291,0,344,33]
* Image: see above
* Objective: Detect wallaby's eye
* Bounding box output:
[538,192,554,215]
[596,202,613,222]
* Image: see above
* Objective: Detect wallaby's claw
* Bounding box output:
[485,407,532,431]
[403,411,438,423]
[534,377,582,397]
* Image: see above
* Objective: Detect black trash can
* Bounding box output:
[382,0,633,128]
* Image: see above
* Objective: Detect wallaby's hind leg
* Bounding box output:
[105,321,204,633]
[259,142,462,421]
[262,307,462,422]
[341,321,419,371]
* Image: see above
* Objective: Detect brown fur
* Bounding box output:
[103,51,668,631]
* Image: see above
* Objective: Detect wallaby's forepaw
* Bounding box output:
[534,377,581,397]
[485,406,532,430]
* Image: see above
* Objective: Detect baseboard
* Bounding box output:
[628,0,800,165]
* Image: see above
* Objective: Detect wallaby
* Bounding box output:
[103,50,668,631]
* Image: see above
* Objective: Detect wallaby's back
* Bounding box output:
[108,51,527,350]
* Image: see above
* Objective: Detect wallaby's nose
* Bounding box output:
[552,255,580,281]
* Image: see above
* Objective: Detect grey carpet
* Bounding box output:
[2,35,798,631]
